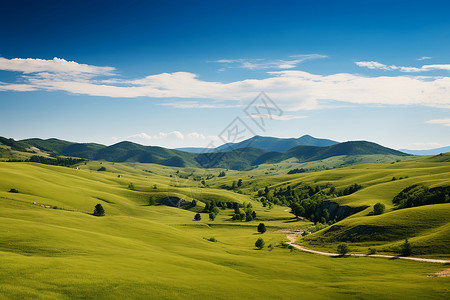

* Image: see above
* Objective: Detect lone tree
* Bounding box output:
[401,238,412,256]
[93,203,105,216]
[255,237,265,249]
[194,213,201,221]
[209,212,216,221]
[373,203,385,215]
[257,223,267,234]
[337,243,349,256]
[237,179,243,187]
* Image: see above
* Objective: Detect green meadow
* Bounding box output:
[1,155,449,299]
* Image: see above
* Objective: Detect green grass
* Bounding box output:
[0,159,449,299]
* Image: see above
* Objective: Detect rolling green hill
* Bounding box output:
[16,136,409,170]
[0,158,449,299]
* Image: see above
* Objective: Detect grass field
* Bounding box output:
[1,158,449,299]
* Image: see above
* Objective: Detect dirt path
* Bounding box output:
[285,232,450,264]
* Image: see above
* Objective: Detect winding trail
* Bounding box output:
[285,232,450,264]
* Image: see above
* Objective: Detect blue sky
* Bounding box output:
[0,0,449,149]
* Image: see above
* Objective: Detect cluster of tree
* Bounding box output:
[257,182,362,224]
[232,202,256,221]
[287,168,306,175]
[203,200,242,221]
[336,183,362,196]
[218,171,226,177]
[393,184,450,209]
[231,179,243,189]
[26,155,86,167]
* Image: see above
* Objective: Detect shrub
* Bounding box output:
[373,203,385,215]
[194,213,201,221]
[8,188,19,193]
[93,203,105,216]
[337,243,349,256]
[257,223,267,234]
[255,237,265,249]
[368,248,377,255]
[209,212,216,221]
[97,166,106,171]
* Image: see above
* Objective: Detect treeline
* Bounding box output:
[287,168,306,174]
[393,184,450,209]
[9,155,86,166]
[257,182,362,223]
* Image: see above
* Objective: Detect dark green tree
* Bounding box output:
[337,243,349,256]
[194,213,201,221]
[93,203,105,216]
[209,212,216,221]
[373,203,385,215]
[237,179,243,187]
[255,237,265,249]
[257,223,266,234]
[291,203,305,218]
[401,238,412,256]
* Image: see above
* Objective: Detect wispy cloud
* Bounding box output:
[248,114,307,121]
[417,56,432,61]
[216,54,327,70]
[159,101,243,109]
[425,118,450,127]
[2,57,450,110]
[355,60,450,72]
[127,131,185,141]
[123,131,219,147]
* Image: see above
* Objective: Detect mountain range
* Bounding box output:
[400,146,450,156]
[0,135,413,170]
[176,134,337,153]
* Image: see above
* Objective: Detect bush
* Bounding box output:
[194,213,201,221]
[373,202,385,215]
[337,243,349,256]
[97,166,106,171]
[93,203,105,216]
[209,212,216,221]
[368,248,377,255]
[8,188,19,193]
[257,223,267,234]
[255,237,265,249]
[401,238,412,256]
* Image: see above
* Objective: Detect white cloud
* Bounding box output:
[418,56,432,61]
[216,54,327,70]
[248,114,307,121]
[2,56,450,110]
[0,57,115,76]
[126,132,153,140]
[159,101,243,109]
[425,118,450,126]
[355,60,450,72]
[121,131,219,148]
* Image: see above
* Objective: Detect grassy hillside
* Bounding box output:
[0,161,448,299]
